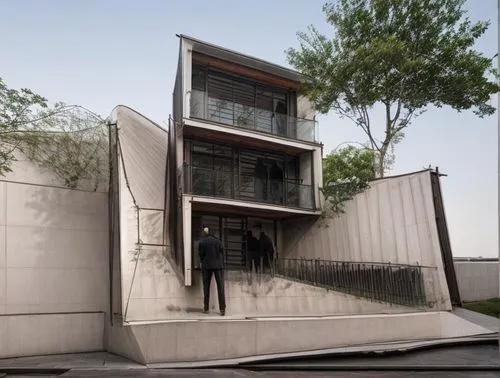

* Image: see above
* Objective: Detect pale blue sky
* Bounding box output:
[1,0,497,257]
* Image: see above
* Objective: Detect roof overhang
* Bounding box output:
[178,34,313,87]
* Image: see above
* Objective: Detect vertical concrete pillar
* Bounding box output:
[182,196,192,286]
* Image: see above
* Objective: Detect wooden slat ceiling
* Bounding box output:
[191,201,315,220]
[183,125,308,156]
[193,52,302,91]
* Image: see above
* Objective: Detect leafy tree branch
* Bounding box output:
[322,145,375,215]
[0,77,108,188]
[287,0,499,177]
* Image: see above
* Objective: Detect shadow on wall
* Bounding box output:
[21,185,107,311]
[282,216,318,258]
[127,207,184,281]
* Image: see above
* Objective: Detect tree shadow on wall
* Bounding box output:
[128,208,174,276]
[24,185,107,308]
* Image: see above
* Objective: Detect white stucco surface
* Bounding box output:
[0,157,108,358]
[454,261,499,301]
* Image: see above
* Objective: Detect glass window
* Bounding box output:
[192,65,206,91]
[193,68,295,135]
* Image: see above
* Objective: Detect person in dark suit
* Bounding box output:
[198,227,226,316]
[260,231,275,270]
[244,230,260,271]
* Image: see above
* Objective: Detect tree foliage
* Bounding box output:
[287,0,499,177]
[0,77,108,189]
[322,145,375,214]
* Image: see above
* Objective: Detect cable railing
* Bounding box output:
[184,165,315,210]
[190,89,319,143]
[274,258,429,308]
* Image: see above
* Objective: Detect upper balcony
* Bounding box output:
[174,35,321,148]
[189,86,319,144]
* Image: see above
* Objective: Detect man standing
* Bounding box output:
[198,227,226,316]
[260,231,275,270]
[244,230,260,271]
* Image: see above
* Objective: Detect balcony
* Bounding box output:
[184,165,315,210]
[189,89,319,144]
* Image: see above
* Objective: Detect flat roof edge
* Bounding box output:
[178,34,311,84]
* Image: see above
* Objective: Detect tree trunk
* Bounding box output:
[375,147,388,178]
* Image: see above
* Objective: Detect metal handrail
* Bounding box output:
[273,258,430,308]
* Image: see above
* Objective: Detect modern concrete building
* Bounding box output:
[169,35,323,287]
[0,35,494,365]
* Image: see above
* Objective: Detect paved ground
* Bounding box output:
[452,307,499,333]
[0,308,497,377]
[0,352,143,370]
[1,343,499,377]
[3,370,500,377]
[248,343,500,367]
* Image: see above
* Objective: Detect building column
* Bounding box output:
[182,196,193,286]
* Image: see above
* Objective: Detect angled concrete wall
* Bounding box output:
[283,170,452,311]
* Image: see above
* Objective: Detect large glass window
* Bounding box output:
[190,141,234,198]
[191,65,296,136]
[186,140,308,207]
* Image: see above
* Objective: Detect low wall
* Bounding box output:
[0,175,108,358]
[454,261,499,302]
[107,311,491,364]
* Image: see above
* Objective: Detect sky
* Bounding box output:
[0,0,497,257]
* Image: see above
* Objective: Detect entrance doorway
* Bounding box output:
[192,213,276,271]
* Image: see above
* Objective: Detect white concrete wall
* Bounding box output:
[6,149,108,193]
[0,160,108,358]
[284,171,452,311]
[454,261,499,301]
[312,146,323,208]
[297,95,315,120]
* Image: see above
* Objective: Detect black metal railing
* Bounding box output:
[184,165,315,210]
[190,89,319,143]
[274,258,429,307]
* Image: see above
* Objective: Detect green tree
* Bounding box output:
[287,0,499,177]
[322,145,375,214]
[0,77,108,188]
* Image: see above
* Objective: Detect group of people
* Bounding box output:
[243,230,275,272]
[197,226,276,316]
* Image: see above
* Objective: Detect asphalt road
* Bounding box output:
[4,370,500,377]
[2,343,500,378]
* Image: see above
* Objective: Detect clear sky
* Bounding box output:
[1,0,497,257]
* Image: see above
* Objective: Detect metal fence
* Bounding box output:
[274,258,429,307]
[184,165,314,209]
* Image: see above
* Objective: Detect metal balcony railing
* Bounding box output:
[274,258,429,307]
[184,165,315,210]
[190,89,319,143]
